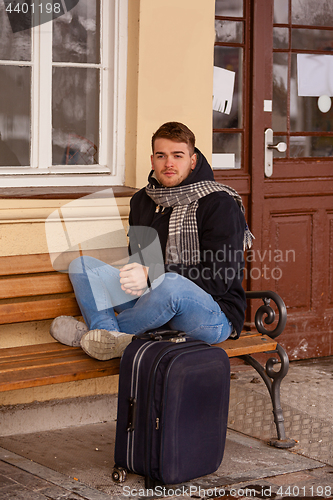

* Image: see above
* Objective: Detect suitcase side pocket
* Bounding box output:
[159,347,230,485]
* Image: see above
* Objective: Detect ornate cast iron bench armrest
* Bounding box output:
[241,290,295,448]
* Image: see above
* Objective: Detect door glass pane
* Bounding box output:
[273,0,333,159]
[52,67,99,165]
[213,47,243,129]
[290,54,333,132]
[215,21,243,43]
[292,0,333,26]
[0,2,31,61]
[273,53,288,132]
[0,66,31,166]
[292,29,333,50]
[213,133,242,169]
[215,0,243,17]
[53,0,100,63]
[290,136,333,157]
[273,28,289,49]
[274,0,289,24]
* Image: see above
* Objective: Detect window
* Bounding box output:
[212,0,249,171]
[273,0,333,159]
[0,0,127,186]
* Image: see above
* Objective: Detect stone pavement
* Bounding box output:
[0,356,332,500]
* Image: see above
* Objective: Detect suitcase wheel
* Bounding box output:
[112,466,127,483]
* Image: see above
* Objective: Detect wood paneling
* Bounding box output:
[329,214,333,308]
[258,197,333,359]
[269,213,313,312]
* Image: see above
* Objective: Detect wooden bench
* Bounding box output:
[0,253,295,448]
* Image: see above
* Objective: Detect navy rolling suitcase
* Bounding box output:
[112,331,230,487]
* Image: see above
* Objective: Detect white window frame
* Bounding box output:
[0,0,128,187]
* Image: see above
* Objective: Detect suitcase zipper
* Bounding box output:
[126,341,155,472]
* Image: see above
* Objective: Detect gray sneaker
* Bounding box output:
[80,329,134,360]
[50,316,89,347]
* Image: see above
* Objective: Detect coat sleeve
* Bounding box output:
[165,192,246,297]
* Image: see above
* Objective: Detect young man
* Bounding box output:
[50,122,251,360]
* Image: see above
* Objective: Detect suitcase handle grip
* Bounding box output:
[135,330,186,342]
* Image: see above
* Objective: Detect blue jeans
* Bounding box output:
[68,256,233,344]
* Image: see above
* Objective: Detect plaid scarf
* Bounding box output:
[145,180,254,265]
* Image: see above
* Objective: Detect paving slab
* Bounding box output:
[0,425,325,500]
[228,357,333,466]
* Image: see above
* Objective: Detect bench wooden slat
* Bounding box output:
[0,342,79,361]
[0,250,128,278]
[0,297,81,325]
[0,350,94,374]
[0,343,120,392]
[0,254,55,276]
[0,251,129,325]
[0,334,277,392]
[216,334,277,357]
[0,274,73,299]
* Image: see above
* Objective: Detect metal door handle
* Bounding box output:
[268,142,287,152]
[264,128,287,177]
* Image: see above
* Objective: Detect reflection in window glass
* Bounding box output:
[0,66,31,166]
[291,95,333,132]
[213,133,242,169]
[52,67,99,165]
[290,54,333,133]
[274,0,289,24]
[292,0,333,26]
[273,53,288,132]
[215,0,243,17]
[0,2,31,61]
[273,28,289,49]
[53,0,100,63]
[215,21,243,43]
[213,47,243,129]
[290,136,333,157]
[292,29,333,51]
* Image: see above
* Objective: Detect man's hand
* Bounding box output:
[119,262,149,296]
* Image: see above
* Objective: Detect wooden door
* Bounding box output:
[213,0,333,359]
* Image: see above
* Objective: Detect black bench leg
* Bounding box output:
[239,344,296,449]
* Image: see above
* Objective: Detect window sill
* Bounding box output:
[0,185,137,200]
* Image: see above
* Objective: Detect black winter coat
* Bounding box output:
[128,149,247,336]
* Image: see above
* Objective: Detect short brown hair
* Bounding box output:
[151,122,196,155]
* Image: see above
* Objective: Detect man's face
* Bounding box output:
[151,138,197,187]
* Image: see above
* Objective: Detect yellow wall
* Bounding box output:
[0,198,131,258]
[125,0,216,188]
[0,376,119,407]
